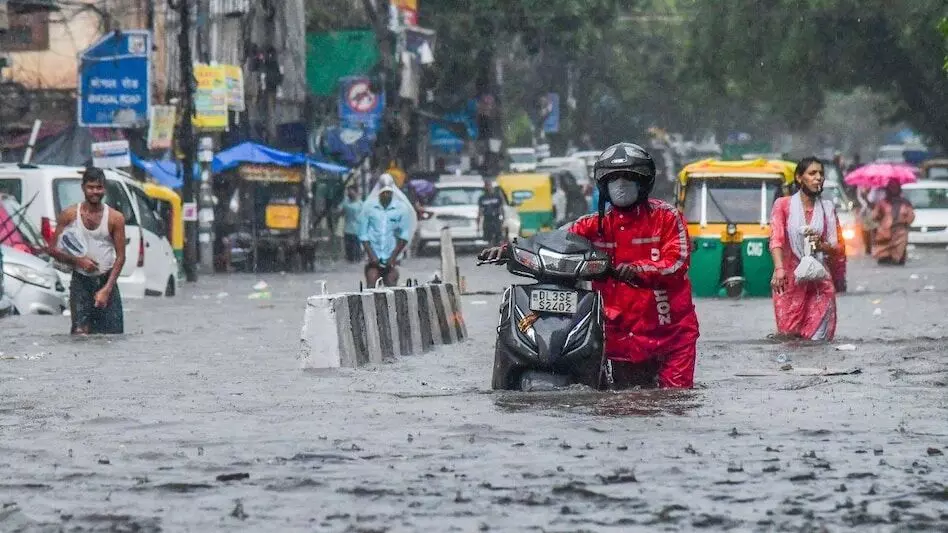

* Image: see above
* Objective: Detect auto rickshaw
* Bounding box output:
[495,173,554,236]
[218,162,317,272]
[143,182,183,275]
[677,159,795,298]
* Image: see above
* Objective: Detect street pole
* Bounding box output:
[177,0,199,282]
[198,136,215,273]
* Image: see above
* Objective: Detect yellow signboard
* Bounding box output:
[193,63,228,130]
[265,204,300,230]
[147,105,176,150]
[224,64,245,112]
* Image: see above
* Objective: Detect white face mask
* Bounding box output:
[607,179,640,207]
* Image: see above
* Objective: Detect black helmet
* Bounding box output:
[593,142,656,194]
[592,143,656,232]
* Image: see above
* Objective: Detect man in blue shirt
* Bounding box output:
[359,184,411,287]
[341,185,363,262]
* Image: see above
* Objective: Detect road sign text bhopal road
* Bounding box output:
[78,30,151,128]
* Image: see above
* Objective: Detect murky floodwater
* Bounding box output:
[1,255,945,531]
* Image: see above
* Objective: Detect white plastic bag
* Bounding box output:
[794,255,829,282]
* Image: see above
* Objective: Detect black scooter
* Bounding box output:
[478,230,617,391]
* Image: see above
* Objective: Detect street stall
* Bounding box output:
[212,142,349,273]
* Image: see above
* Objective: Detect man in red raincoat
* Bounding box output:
[481,143,700,388]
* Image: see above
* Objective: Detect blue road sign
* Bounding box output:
[78,30,151,128]
[429,100,478,153]
[338,76,384,134]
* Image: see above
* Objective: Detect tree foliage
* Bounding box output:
[687,0,948,149]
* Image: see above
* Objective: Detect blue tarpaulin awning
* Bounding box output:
[212,142,349,175]
[130,153,199,189]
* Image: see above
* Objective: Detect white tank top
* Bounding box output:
[76,203,116,276]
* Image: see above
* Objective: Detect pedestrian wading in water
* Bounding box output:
[47,167,127,334]
[871,181,915,266]
[769,157,844,342]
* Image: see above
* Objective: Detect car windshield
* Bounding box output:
[684,178,782,224]
[510,152,536,164]
[0,195,44,248]
[824,165,842,184]
[823,185,853,212]
[431,187,483,207]
[903,187,948,209]
[925,167,948,180]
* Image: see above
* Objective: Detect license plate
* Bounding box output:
[445,219,471,227]
[529,289,578,314]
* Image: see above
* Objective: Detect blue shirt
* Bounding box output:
[359,201,411,262]
[342,198,363,235]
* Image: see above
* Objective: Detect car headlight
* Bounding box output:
[3,263,54,289]
[538,248,584,275]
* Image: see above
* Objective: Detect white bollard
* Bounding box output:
[440,226,459,287]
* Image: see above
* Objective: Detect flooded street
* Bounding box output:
[1,252,946,532]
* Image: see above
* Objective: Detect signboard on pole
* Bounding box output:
[224,64,245,111]
[147,105,176,150]
[391,0,418,26]
[193,63,228,130]
[338,76,384,134]
[77,30,151,128]
[91,140,131,169]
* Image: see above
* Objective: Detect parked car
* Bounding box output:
[1,244,67,315]
[507,147,538,173]
[0,193,46,255]
[0,164,178,298]
[0,247,14,317]
[920,159,948,181]
[416,181,521,251]
[903,181,948,245]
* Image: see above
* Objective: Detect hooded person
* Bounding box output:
[359,174,418,287]
[479,143,700,388]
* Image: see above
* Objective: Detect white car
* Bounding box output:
[536,156,591,189]
[0,164,178,298]
[1,244,67,315]
[417,182,521,251]
[902,181,948,245]
[507,147,538,173]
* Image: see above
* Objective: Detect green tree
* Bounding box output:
[686,0,948,149]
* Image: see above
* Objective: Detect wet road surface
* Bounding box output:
[1,250,946,532]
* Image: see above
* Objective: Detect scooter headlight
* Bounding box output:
[514,248,542,271]
[579,259,609,276]
[538,248,584,275]
[842,228,856,240]
[726,223,737,236]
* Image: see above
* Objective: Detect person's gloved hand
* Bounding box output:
[477,244,507,263]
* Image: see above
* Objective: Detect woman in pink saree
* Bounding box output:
[769,157,845,341]
[871,181,915,265]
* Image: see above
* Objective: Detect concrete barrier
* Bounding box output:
[299,283,466,369]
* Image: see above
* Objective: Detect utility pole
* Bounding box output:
[176,0,198,282]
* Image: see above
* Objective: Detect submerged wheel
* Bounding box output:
[165,276,176,297]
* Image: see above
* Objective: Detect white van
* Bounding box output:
[0,164,178,298]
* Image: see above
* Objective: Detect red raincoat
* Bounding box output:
[569,199,700,388]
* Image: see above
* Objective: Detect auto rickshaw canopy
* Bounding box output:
[678,158,795,187]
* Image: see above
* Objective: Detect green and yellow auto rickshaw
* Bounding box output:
[495,172,555,236]
[677,159,795,298]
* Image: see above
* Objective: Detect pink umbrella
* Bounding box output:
[844,163,918,188]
